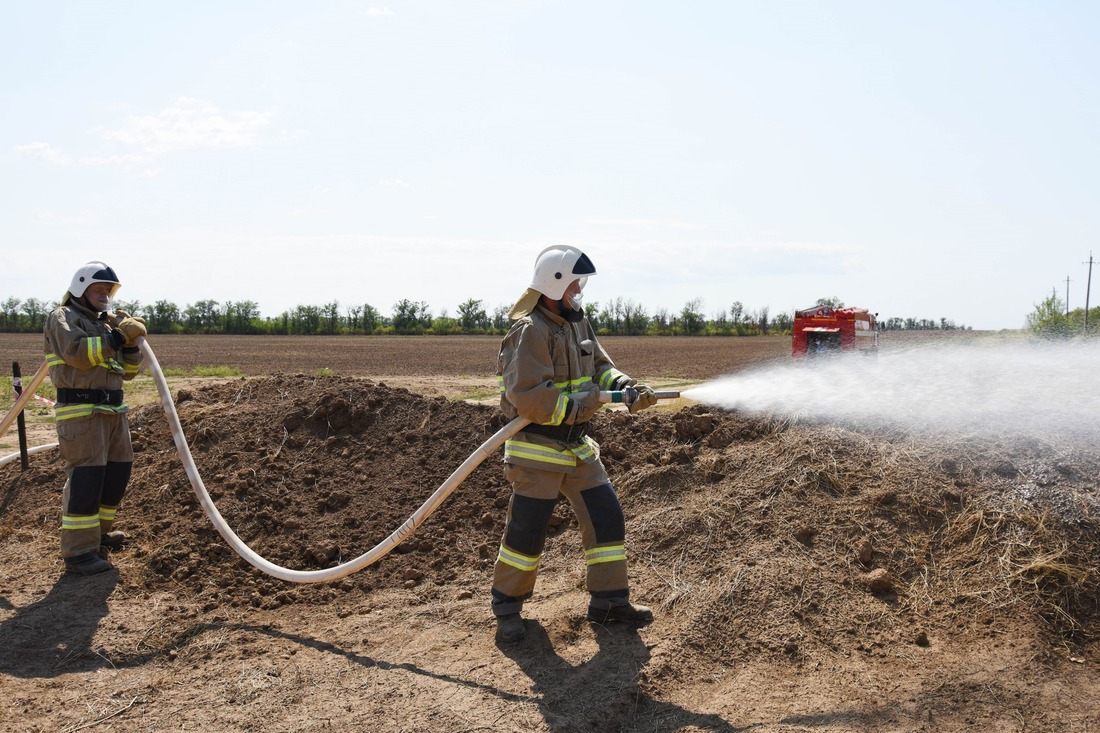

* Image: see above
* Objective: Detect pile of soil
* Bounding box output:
[2,374,1099,731]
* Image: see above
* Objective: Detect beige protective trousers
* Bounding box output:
[58,413,134,557]
[491,458,629,617]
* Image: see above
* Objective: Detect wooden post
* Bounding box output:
[12,362,30,470]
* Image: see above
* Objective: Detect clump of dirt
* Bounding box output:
[3,374,1099,731]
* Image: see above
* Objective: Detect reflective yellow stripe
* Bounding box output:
[504,439,577,467]
[124,361,140,376]
[55,404,96,420]
[555,376,592,391]
[45,352,65,367]
[497,546,540,572]
[99,506,118,521]
[88,336,107,366]
[498,381,580,427]
[597,369,627,390]
[549,393,568,425]
[62,514,100,531]
[585,544,626,566]
[571,437,598,462]
[55,404,129,420]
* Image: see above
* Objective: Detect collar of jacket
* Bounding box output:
[534,302,568,324]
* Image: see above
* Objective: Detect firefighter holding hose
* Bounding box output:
[492,246,658,643]
[44,262,146,575]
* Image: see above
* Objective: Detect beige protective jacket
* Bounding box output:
[497,304,632,472]
[43,301,143,421]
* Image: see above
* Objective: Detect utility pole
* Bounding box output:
[1085,252,1094,332]
[1065,275,1071,315]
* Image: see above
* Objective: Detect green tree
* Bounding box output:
[729,301,744,325]
[362,304,381,333]
[756,305,771,335]
[321,301,340,335]
[184,299,221,333]
[148,300,181,333]
[2,297,21,330]
[457,298,488,332]
[1026,293,1071,338]
[392,299,428,334]
[115,299,143,317]
[224,300,261,334]
[21,297,48,332]
[678,298,706,335]
[491,305,509,332]
[622,300,650,336]
[289,304,321,334]
[816,297,845,309]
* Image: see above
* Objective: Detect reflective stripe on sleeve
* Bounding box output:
[87,336,107,367]
[597,369,628,390]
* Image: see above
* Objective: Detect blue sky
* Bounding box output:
[3,1,1098,330]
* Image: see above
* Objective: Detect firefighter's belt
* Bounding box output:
[523,421,590,442]
[56,388,124,406]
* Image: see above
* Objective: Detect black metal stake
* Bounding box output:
[12,362,30,471]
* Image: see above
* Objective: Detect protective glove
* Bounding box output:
[566,385,603,424]
[117,317,148,347]
[627,384,658,414]
[109,309,146,328]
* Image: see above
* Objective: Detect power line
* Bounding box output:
[1085,252,1094,332]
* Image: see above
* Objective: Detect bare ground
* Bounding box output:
[0,332,1098,732]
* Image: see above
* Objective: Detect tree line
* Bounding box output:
[0,294,969,336]
[1027,292,1100,338]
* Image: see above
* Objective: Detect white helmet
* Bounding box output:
[63,261,121,304]
[530,245,596,300]
[509,246,597,319]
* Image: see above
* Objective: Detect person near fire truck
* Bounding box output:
[491,245,658,643]
[44,262,146,575]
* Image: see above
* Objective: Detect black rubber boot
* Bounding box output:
[64,551,114,576]
[587,602,654,627]
[495,614,527,643]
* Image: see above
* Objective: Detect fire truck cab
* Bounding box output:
[792,306,878,359]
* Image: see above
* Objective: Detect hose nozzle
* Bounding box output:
[600,389,681,404]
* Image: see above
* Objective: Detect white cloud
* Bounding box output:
[364,7,395,18]
[81,153,152,167]
[14,142,70,165]
[585,217,701,231]
[98,97,275,154]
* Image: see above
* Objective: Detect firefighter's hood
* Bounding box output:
[508,288,543,320]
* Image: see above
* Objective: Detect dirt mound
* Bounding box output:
[3,374,1100,731]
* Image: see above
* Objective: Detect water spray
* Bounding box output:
[683,339,1100,438]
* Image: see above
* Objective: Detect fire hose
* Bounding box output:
[1,338,679,583]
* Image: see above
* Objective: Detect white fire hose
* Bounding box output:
[1,338,678,583]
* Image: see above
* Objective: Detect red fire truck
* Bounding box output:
[792,306,878,358]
